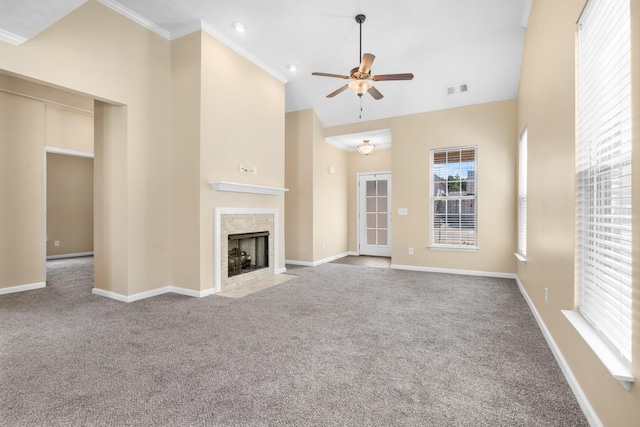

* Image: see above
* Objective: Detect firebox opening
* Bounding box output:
[228,231,270,278]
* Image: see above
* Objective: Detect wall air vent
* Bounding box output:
[446,83,469,95]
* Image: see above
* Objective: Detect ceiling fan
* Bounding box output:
[312,14,414,100]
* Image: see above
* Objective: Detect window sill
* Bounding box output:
[562,310,634,391]
[429,245,478,252]
[514,252,527,263]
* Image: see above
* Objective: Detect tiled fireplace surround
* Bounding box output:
[214,208,279,293]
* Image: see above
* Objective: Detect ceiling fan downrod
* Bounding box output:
[356,14,366,64]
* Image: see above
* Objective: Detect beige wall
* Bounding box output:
[45,104,94,153]
[320,101,517,273]
[199,31,285,290]
[0,91,45,288]
[0,0,173,295]
[285,109,349,263]
[170,32,202,289]
[312,111,348,261]
[0,74,95,289]
[285,110,314,262]
[391,101,517,273]
[0,72,94,113]
[517,0,640,424]
[46,153,94,256]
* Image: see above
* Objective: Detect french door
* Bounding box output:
[358,173,391,257]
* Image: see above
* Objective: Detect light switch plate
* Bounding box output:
[398,208,408,216]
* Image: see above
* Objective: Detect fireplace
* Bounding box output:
[228,231,269,277]
[216,209,277,293]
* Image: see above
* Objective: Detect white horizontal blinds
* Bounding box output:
[577,0,632,363]
[431,147,477,247]
[518,128,528,257]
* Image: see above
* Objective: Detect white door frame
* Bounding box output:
[357,171,392,257]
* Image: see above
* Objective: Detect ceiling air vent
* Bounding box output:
[446,83,469,95]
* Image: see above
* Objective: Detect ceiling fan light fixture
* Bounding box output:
[348,79,373,96]
[357,139,375,155]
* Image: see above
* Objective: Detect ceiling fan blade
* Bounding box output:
[312,72,350,79]
[372,73,415,81]
[327,85,350,98]
[358,53,375,74]
[368,85,384,100]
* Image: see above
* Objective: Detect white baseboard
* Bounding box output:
[276,267,287,274]
[0,281,46,295]
[47,252,94,260]
[390,264,517,279]
[92,285,218,302]
[514,276,602,427]
[169,286,216,298]
[285,252,351,267]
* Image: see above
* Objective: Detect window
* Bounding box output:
[517,127,528,259]
[576,0,632,365]
[430,146,477,249]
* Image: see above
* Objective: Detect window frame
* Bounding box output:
[429,145,478,251]
[516,127,528,261]
[562,0,633,391]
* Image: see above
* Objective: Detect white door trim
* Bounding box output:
[356,171,392,257]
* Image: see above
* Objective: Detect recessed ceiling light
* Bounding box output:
[287,64,297,72]
[232,22,245,33]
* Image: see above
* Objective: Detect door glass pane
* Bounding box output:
[366,181,376,197]
[367,214,376,228]
[377,196,387,213]
[377,213,387,228]
[377,180,387,197]
[367,229,376,245]
[377,230,388,245]
[366,197,376,212]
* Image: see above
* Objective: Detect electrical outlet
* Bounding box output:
[239,164,245,173]
[408,247,414,255]
[545,288,549,304]
[54,240,60,247]
[252,166,257,176]
[322,242,326,249]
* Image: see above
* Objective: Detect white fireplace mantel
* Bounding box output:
[210,181,288,196]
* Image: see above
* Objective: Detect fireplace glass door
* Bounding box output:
[228,231,269,277]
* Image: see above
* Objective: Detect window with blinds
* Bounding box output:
[518,127,528,258]
[577,0,632,364]
[430,147,477,249]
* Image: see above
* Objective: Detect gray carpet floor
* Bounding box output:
[0,257,588,426]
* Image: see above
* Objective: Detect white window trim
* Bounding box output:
[562,311,633,391]
[516,126,527,261]
[429,145,478,251]
[566,0,634,391]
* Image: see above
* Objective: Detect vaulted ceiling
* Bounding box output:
[0,0,530,130]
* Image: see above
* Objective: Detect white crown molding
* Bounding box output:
[96,0,170,39]
[169,20,288,84]
[210,181,288,196]
[521,0,533,28]
[169,20,202,41]
[0,28,27,46]
[80,3,289,85]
